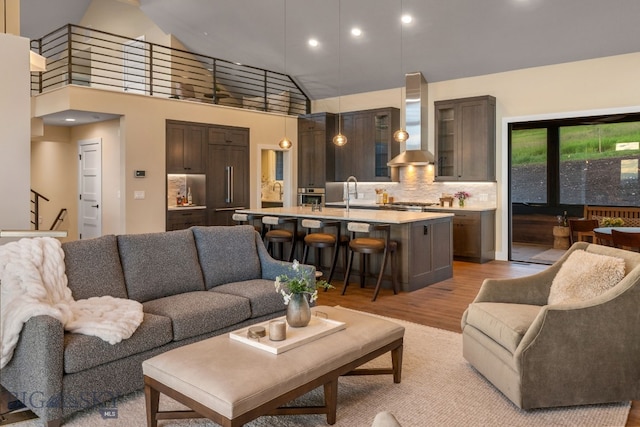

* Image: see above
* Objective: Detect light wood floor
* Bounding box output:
[317,260,639,426]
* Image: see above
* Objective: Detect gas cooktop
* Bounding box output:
[389,201,439,207]
[381,201,440,211]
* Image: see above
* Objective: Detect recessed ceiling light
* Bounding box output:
[64,118,76,122]
[308,38,319,47]
[401,14,413,24]
[351,28,362,37]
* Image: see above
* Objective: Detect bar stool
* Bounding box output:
[231,213,262,235]
[262,216,299,261]
[342,222,398,302]
[301,219,348,285]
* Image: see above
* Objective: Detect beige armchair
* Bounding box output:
[461,242,640,409]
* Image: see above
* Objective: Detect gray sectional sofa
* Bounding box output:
[0,225,309,427]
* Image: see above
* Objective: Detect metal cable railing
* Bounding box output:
[30,24,310,115]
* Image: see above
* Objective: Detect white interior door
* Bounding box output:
[78,138,102,240]
[123,36,146,94]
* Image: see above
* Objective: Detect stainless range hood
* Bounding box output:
[387,72,434,167]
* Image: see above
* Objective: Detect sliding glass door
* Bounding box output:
[509,114,640,263]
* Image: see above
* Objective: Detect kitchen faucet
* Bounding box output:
[272,182,283,200]
[345,176,358,211]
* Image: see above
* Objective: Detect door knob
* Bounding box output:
[91,204,99,208]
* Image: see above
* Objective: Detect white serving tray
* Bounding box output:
[229,315,346,354]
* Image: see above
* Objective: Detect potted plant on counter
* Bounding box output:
[454,191,471,207]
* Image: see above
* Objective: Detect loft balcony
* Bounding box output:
[29,24,310,115]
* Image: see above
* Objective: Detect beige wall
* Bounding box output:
[32,118,126,241]
[313,52,640,260]
[32,86,298,236]
[0,0,20,34]
[0,34,31,243]
[31,126,75,241]
[80,0,170,46]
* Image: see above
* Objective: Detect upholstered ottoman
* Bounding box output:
[142,306,404,426]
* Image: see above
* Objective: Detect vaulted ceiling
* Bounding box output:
[20,0,640,100]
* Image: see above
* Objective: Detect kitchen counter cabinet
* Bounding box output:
[428,209,495,263]
[237,207,453,291]
[166,209,206,231]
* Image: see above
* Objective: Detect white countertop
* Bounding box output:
[0,230,68,238]
[168,205,207,211]
[236,206,453,224]
[325,201,496,213]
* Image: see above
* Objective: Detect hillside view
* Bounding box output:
[511,121,640,206]
[512,121,640,165]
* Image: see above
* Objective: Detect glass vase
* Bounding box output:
[286,293,311,327]
[459,198,465,207]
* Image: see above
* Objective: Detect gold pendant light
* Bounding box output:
[393,0,409,143]
[278,135,292,149]
[333,130,347,146]
[278,0,292,150]
[333,0,348,147]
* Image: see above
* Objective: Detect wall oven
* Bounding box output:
[297,188,325,206]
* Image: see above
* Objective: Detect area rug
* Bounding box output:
[13,312,630,427]
[531,248,567,263]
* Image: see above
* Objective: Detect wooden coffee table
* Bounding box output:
[142,306,404,427]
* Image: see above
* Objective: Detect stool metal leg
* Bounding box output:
[326,243,341,285]
[372,248,389,302]
[391,250,399,295]
[341,250,355,295]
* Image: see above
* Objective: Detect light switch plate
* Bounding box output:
[134,190,145,200]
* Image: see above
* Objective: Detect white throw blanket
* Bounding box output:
[0,237,144,369]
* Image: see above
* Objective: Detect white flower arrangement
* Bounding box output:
[274,260,332,305]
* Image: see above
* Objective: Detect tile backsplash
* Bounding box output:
[167,174,206,206]
[328,167,497,208]
[261,180,285,201]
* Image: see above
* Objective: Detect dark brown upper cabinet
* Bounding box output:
[435,95,496,181]
[297,113,336,188]
[334,107,400,182]
[166,122,207,174]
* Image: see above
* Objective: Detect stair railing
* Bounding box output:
[30,190,67,231]
[50,208,67,231]
[30,189,50,230]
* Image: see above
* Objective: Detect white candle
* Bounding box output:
[269,320,286,341]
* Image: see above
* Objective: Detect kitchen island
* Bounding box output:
[325,201,497,263]
[236,206,454,292]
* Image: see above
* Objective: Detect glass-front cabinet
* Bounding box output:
[434,95,496,181]
[435,106,455,178]
[374,113,392,178]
